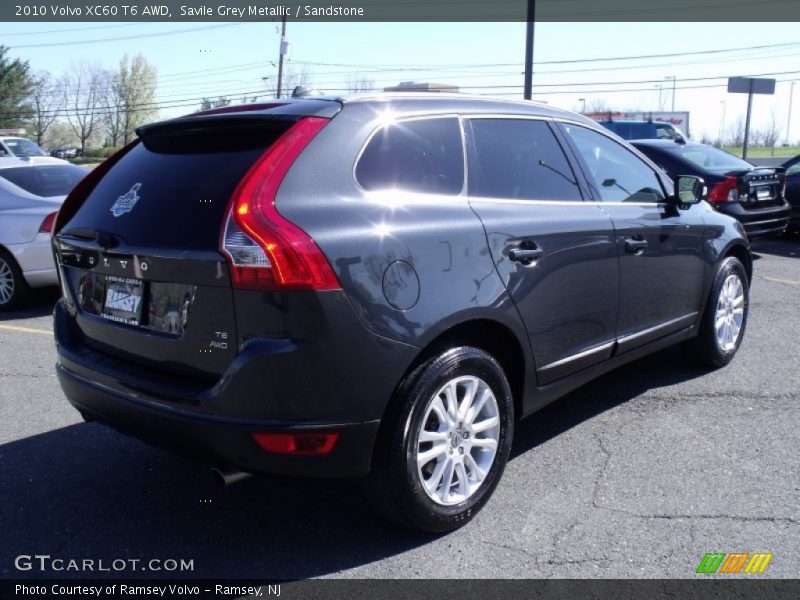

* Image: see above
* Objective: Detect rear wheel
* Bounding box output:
[364,346,514,532]
[0,249,30,311]
[687,256,749,367]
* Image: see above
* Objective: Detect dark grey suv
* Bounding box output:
[52,94,751,532]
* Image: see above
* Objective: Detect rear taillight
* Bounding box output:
[39,211,57,234]
[708,176,739,203]
[221,116,340,291]
[53,140,139,234]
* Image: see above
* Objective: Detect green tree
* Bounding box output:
[199,97,231,111]
[0,45,34,128]
[108,53,158,144]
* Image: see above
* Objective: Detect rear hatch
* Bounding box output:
[54,117,298,383]
[739,168,784,208]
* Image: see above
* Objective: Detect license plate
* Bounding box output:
[102,276,144,325]
[754,186,773,201]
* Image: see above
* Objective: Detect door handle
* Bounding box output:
[509,247,544,264]
[624,238,648,254]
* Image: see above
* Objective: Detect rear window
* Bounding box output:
[62,122,292,250]
[665,144,752,173]
[0,164,87,197]
[2,138,47,157]
[355,117,464,195]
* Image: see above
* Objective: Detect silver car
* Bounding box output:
[0,157,87,309]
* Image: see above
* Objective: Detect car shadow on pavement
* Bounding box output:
[511,345,711,460]
[0,346,711,581]
[750,234,800,260]
[0,421,432,580]
[0,288,59,322]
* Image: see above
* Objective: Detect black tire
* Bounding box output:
[0,248,31,311]
[364,346,514,533]
[686,256,749,368]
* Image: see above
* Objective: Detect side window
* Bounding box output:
[562,124,666,203]
[355,117,464,195]
[468,118,581,201]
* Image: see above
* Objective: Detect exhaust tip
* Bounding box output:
[210,467,253,487]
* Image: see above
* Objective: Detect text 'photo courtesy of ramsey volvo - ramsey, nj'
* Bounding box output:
[52,94,752,532]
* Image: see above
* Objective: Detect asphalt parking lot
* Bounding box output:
[1,236,798,580]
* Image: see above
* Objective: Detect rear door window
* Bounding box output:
[355,117,464,195]
[467,118,581,201]
[63,122,292,250]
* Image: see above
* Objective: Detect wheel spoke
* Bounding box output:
[470,436,498,450]
[464,453,487,482]
[417,442,447,468]
[455,461,469,497]
[419,429,449,443]
[443,382,459,422]
[458,378,478,420]
[429,397,449,427]
[424,457,448,495]
[472,415,499,434]
[439,458,455,503]
[465,388,491,427]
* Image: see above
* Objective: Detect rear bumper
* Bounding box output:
[716,201,790,238]
[53,295,418,479]
[57,361,379,478]
[6,234,58,288]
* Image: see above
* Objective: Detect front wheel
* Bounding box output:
[687,256,749,368]
[364,347,514,532]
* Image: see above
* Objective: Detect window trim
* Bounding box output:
[463,115,585,204]
[352,113,468,197]
[554,120,669,206]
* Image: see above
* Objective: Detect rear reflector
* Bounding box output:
[221,116,341,291]
[39,211,57,234]
[708,176,738,203]
[251,432,339,455]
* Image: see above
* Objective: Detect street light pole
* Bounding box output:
[276,15,287,98]
[523,0,536,100]
[787,81,795,145]
[655,84,663,110]
[719,100,727,146]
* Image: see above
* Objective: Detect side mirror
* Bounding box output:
[674,175,705,206]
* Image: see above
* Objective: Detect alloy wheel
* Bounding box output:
[415,375,501,506]
[714,273,745,352]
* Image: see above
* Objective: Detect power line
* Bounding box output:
[7,23,246,49]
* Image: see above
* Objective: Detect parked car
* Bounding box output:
[52,94,752,532]
[0,136,49,158]
[781,154,800,231]
[598,119,685,142]
[0,157,87,309]
[632,139,790,238]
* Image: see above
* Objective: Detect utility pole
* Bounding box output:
[655,84,663,111]
[523,0,535,100]
[719,100,726,146]
[786,81,795,145]
[578,98,586,113]
[276,15,287,98]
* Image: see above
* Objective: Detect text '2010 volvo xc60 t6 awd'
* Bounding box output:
[52,94,752,532]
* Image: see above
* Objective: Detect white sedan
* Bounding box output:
[0,157,87,309]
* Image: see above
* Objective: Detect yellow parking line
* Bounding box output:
[759,275,800,286]
[0,323,53,336]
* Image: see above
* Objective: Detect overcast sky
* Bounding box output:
[3,21,798,142]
